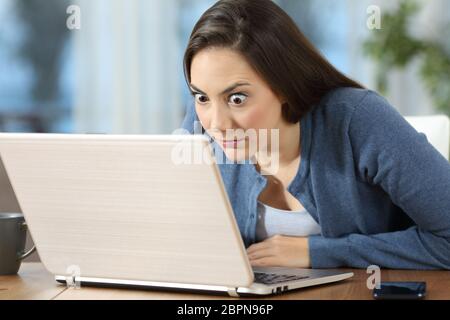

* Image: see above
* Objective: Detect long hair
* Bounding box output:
[183,0,364,123]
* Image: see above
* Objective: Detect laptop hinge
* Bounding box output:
[227,287,239,297]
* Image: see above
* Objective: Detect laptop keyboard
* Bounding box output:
[253,272,309,285]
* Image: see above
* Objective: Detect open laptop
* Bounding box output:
[0,133,353,297]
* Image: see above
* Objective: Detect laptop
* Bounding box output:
[0,133,353,297]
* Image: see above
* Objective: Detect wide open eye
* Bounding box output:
[228,93,248,106]
[194,93,209,104]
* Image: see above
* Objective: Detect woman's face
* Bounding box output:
[190,47,285,162]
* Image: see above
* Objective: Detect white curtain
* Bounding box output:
[73,0,183,134]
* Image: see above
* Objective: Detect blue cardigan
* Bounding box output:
[180,87,450,270]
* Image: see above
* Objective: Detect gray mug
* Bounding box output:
[0,213,36,275]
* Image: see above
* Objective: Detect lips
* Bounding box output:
[219,138,245,148]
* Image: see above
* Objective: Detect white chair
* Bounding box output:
[405,115,450,161]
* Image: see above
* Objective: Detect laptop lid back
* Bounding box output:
[0,134,253,287]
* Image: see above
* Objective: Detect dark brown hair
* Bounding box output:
[183,0,364,123]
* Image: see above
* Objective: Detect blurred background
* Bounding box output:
[0,0,449,135]
[0,0,449,261]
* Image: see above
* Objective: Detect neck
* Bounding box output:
[255,121,301,175]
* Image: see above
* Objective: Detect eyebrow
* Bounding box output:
[189,82,251,96]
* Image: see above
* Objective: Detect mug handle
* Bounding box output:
[17,221,36,261]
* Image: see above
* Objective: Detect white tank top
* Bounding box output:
[255,201,321,242]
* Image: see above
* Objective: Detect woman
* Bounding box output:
[180,0,450,270]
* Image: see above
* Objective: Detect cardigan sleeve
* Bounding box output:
[308,91,450,270]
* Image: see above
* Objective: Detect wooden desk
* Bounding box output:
[0,263,66,300]
[1,263,449,300]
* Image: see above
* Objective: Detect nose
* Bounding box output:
[209,103,232,135]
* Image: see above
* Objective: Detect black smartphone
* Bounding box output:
[373,281,426,300]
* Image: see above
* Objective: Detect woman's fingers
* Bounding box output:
[248,250,275,260]
[246,238,272,255]
[247,246,275,261]
[249,256,278,267]
[246,234,283,255]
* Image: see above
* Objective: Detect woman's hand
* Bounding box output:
[246,235,311,268]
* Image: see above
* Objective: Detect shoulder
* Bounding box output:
[320,87,422,159]
[320,86,372,108]
[317,87,387,116]
[307,87,412,157]
[312,87,398,127]
[180,101,200,134]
